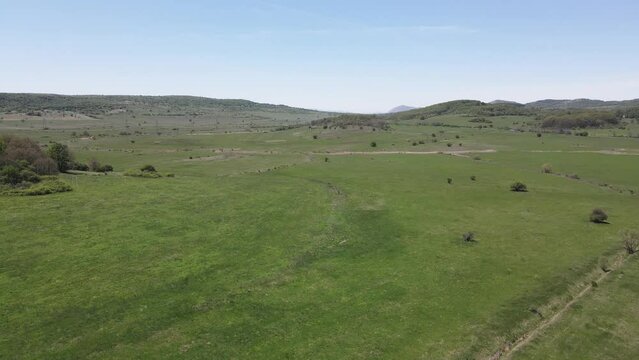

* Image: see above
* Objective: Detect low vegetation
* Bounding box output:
[510,182,528,192]
[621,230,639,254]
[590,208,609,224]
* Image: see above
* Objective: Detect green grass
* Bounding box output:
[1,109,639,359]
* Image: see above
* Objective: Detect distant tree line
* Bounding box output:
[539,110,621,129]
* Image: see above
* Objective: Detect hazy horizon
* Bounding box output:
[1,0,638,113]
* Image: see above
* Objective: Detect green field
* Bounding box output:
[1,97,639,359]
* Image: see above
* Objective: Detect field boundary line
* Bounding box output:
[489,251,634,360]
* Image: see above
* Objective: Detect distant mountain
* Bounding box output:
[525,98,639,109]
[0,93,329,114]
[388,105,416,113]
[389,100,529,120]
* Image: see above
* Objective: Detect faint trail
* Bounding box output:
[489,252,632,360]
[316,149,497,156]
[528,149,639,156]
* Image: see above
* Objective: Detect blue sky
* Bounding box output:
[1,0,638,112]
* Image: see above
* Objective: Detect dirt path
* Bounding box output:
[490,253,631,360]
[529,149,639,156]
[317,149,497,156]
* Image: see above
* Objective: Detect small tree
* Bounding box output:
[47,142,73,172]
[447,178,453,185]
[590,208,608,224]
[622,230,639,254]
[370,141,377,148]
[510,182,528,192]
[32,157,59,175]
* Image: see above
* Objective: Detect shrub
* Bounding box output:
[140,164,157,173]
[537,133,542,138]
[370,141,377,148]
[0,165,22,185]
[19,169,40,184]
[312,135,318,140]
[89,159,102,172]
[23,179,72,196]
[510,182,528,192]
[590,208,608,224]
[70,161,89,171]
[470,175,477,181]
[621,230,639,254]
[462,232,476,242]
[447,143,453,147]
[541,164,553,174]
[124,169,162,178]
[447,178,453,184]
[102,164,114,172]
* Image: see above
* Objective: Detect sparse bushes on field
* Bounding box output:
[124,165,162,178]
[621,230,639,254]
[89,159,114,173]
[510,182,528,192]
[124,169,162,178]
[541,164,553,174]
[590,208,608,224]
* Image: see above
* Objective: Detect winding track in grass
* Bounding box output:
[489,252,634,360]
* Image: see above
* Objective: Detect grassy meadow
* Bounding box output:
[1,100,639,359]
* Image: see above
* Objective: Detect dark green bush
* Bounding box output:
[462,232,476,242]
[590,208,608,224]
[510,182,528,192]
[140,165,157,173]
